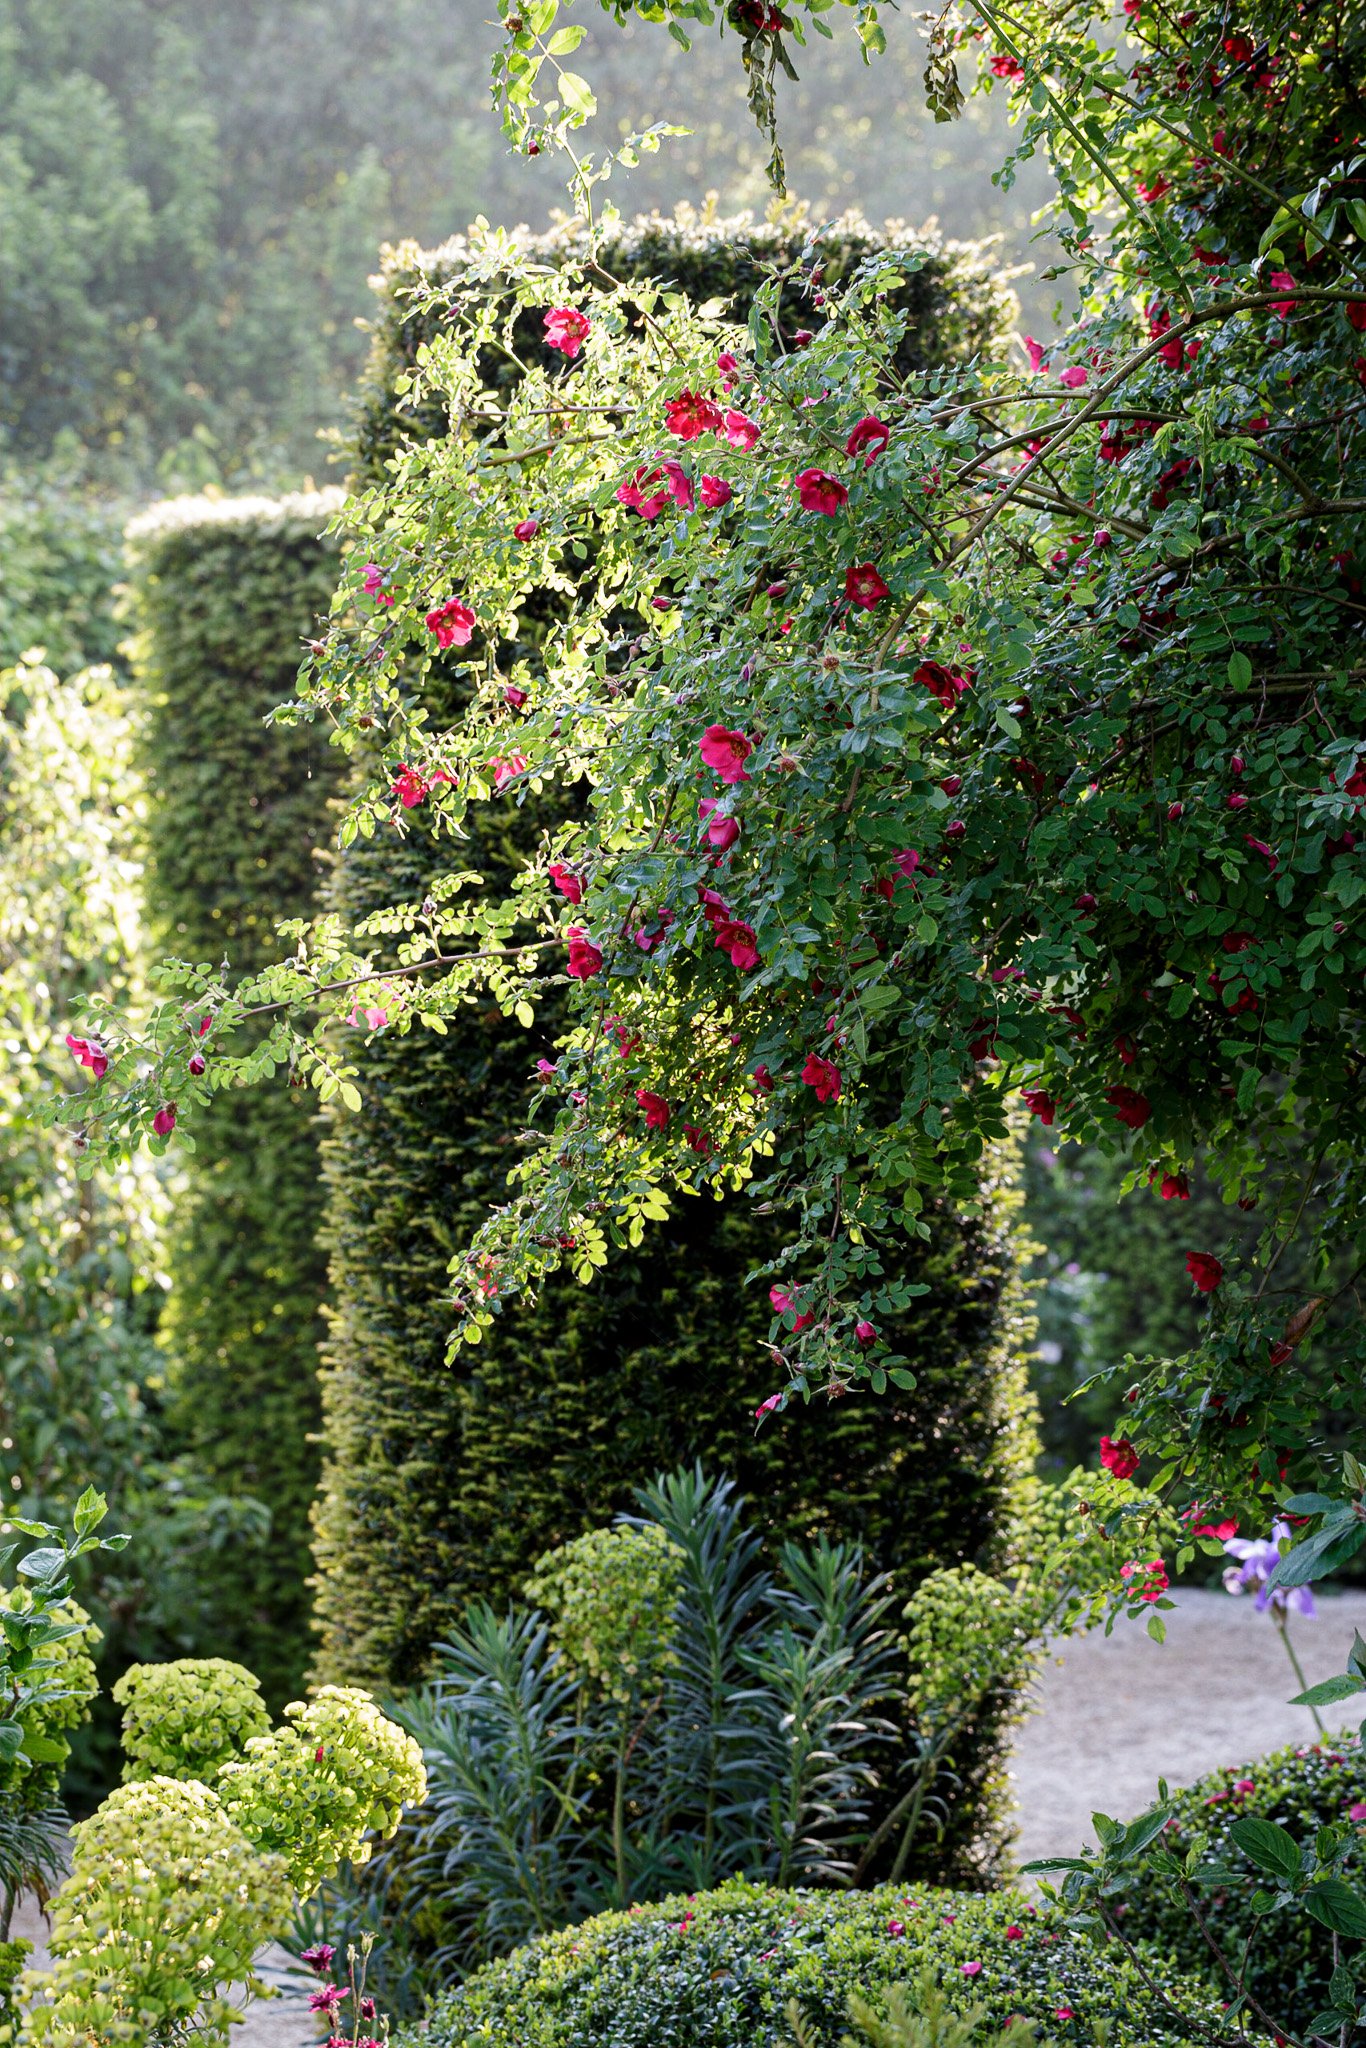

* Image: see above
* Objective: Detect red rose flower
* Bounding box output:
[770,1284,815,1332]
[513,518,540,541]
[721,409,761,451]
[1022,1088,1058,1126]
[844,561,890,610]
[544,306,591,357]
[548,863,584,904]
[152,1103,178,1137]
[566,927,603,979]
[664,390,723,441]
[392,765,430,809]
[636,1089,671,1130]
[854,1320,878,1346]
[712,918,760,970]
[1105,1084,1151,1129]
[698,799,740,851]
[802,1051,842,1103]
[699,474,733,508]
[1100,1435,1140,1479]
[914,660,971,708]
[844,416,890,465]
[796,468,848,516]
[65,1033,109,1078]
[699,723,754,784]
[1186,1251,1224,1293]
[1160,1172,1190,1201]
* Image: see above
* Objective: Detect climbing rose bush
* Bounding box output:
[52,0,1366,1554]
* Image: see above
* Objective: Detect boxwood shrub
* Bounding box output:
[406,1879,1218,2048]
[1120,1736,1366,2027]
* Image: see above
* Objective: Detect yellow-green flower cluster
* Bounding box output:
[218,1685,427,1894]
[21,1777,292,2048]
[113,1657,270,1784]
[525,1523,683,1705]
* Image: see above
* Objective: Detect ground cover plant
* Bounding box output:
[400,1878,1220,2048]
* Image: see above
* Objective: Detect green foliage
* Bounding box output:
[526,1522,684,1703]
[796,1974,1041,2048]
[20,1776,293,2048]
[217,1684,428,1895]
[124,493,347,1703]
[112,1657,270,1785]
[0,483,126,673]
[0,1942,32,2035]
[1119,1738,1366,2028]
[406,1878,1218,2048]
[0,1594,100,1815]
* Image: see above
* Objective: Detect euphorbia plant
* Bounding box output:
[50,0,1366,1557]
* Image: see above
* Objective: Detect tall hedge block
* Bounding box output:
[125,491,346,1704]
[312,212,1036,1876]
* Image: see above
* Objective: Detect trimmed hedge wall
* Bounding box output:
[313,210,1036,1879]
[405,1879,1218,2048]
[125,491,346,1705]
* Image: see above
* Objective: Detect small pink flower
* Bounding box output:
[795,468,848,516]
[755,1392,783,1420]
[492,753,528,790]
[752,1064,774,1093]
[717,350,740,390]
[961,1960,982,1977]
[189,1051,206,1075]
[770,1285,815,1333]
[152,1104,177,1137]
[1054,2011,1076,2024]
[65,1034,108,1079]
[1348,1802,1366,1821]
[1057,365,1088,388]
[392,764,429,809]
[699,800,741,850]
[513,518,540,541]
[721,408,760,451]
[348,1006,389,1031]
[544,307,591,357]
[1004,1924,1024,1939]
[425,597,476,648]
[548,863,584,904]
[1023,336,1048,372]
[536,1058,558,1078]
[504,685,528,710]
[886,1918,906,1937]
[360,563,393,605]
[664,391,723,441]
[855,1321,877,1346]
[699,474,733,508]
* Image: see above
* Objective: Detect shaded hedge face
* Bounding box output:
[407,1879,1217,2048]
[1120,1738,1366,2025]
[127,493,345,1705]
[313,212,1036,1882]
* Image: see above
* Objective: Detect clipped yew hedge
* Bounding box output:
[125,491,346,1704]
[313,210,1036,1880]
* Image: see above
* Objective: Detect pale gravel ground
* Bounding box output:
[14,1584,1366,2044]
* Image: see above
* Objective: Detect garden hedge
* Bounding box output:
[125,491,346,1704]
[1121,1736,1366,2025]
[313,209,1037,1879]
[404,1879,1217,2048]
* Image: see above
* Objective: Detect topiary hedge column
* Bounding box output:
[125,491,346,1704]
[311,211,1038,1878]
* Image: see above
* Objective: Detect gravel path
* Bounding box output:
[14,1583,1364,2042]
[1008,1583,1366,1870]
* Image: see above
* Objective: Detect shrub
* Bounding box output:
[218,1684,428,1894]
[1119,1737,1366,2025]
[406,1879,1218,2048]
[20,1777,293,2048]
[124,490,346,1703]
[0,1593,100,1816]
[525,1522,684,1704]
[318,219,1036,1870]
[112,1657,270,1784]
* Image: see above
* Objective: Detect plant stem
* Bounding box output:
[1276,1613,1326,1735]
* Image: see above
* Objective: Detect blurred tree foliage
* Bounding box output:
[0,653,269,1806]
[0,0,1053,488]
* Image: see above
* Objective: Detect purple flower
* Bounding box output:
[300,1944,335,1976]
[308,1986,349,2016]
[1222,1521,1316,1618]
